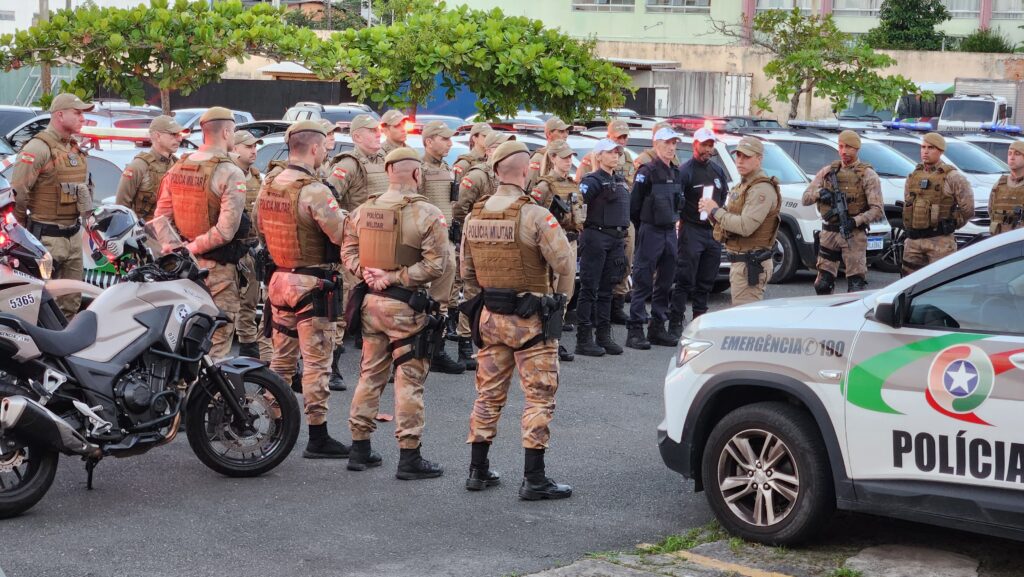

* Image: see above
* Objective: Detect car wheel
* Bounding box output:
[873,216,903,274]
[700,402,834,545]
[769,227,798,284]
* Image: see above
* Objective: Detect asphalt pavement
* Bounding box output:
[0,271,902,577]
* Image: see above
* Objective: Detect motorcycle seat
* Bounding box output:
[0,310,98,357]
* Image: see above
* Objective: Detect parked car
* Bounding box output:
[0,105,42,138]
[282,102,378,124]
[173,108,255,132]
[255,133,471,175]
[236,120,293,140]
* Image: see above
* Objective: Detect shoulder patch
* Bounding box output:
[635,173,646,184]
[531,188,544,202]
[332,166,348,179]
[327,197,341,212]
[545,214,560,229]
[453,165,464,176]
[235,181,247,193]
[19,152,35,165]
[437,214,447,228]
[121,168,134,179]
[529,161,541,170]
[461,177,474,189]
[579,183,588,194]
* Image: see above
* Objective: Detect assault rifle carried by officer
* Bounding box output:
[699,136,781,305]
[801,130,883,294]
[459,140,575,500]
[342,147,449,480]
[901,132,974,276]
[255,120,349,459]
[990,140,1024,236]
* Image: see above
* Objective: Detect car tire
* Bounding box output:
[873,216,903,274]
[701,402,834,546]
[769,227,798,284]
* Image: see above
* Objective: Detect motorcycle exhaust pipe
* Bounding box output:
[0,396,101,458]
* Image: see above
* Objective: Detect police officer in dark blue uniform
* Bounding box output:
[627,127,683,350]
[574,139,630,358]
[668,127,728,340]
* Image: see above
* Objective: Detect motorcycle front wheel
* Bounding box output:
[185,366,300,478]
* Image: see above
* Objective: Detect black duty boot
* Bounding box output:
[574,325,605,357]
[847,275,868,293]
[238,341,259,358]
[396,447,444,480]
[329,347,347,391]
[303,424,351,459]
[446,311,460,342]
[625,324,651,350]
[519,448,572,501]
[596,325,623,355]
[291,362,303,394]
[562,309,577,333]
[667,317,684,342]
[347,439,383,471]
[610,296,629,325]
[558,344,575,362]
[431,344,467,374]
[814,271,836,296]
[647,320,677,347]
[466,442,501,491]
[457,337,478,371]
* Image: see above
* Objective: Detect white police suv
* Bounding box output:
[660,229,1024,544]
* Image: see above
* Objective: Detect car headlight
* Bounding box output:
[38,252,53,280]
[676,338,712,368]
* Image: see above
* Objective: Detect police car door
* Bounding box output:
[845,242,1024,516]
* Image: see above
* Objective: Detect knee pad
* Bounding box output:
[814,271,836,295]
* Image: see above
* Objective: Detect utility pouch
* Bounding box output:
[514,293,542,319]
[458,292,485,348]
[540,294,567,340]
[448,219,463,244]
[344,281,370,337]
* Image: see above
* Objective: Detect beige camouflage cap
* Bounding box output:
[608,119,630,137]
[319,119,342,134]
[350,114,380,132]
[384,146,421,167]
[838,130,861,149]
[490,141,530,169]
[734,136,764,157]
[285,120,327,140]
[469,122,493,137]
[199,106,234,125]
[484,131,513,149]
[546,139,575,158]
[149,115,184,134]
[1010,140,1024,155]
[545,117,570,132]
[233,130,262,147]
[50,93,94,113]
[923,132,947,151]
[380,109,407,126]
[422,120,454,139]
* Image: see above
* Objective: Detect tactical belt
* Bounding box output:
[274,266,334,279]
[29,220,80,238]
[726,249,774,288]
[268,266,340,337]
[584,223,628,239]
[370,285,443,367]
[904,227,945,240]
[370,285,437,314]
[480,288,565,352]
[823,222,865,233]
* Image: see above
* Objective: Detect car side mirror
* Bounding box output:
[873,292,906,328]
[1007,106,1014,120]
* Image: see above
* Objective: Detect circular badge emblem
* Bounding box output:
[926,344,994,423]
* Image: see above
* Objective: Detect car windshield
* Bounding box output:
[944,141,1008,174]
[940,100,996,123]
[727,143,806,184]
[857,141,916,178]
[986,142,1011,161]
[322,110,361,123]
[172,110,199,126]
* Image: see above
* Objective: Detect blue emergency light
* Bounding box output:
[882,121,933,131]
[981,123,1023,134]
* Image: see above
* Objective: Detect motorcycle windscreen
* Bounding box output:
[145,215,187,256]
[2,221,53,279]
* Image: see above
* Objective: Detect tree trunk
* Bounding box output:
[804,80,814,120]
[788,89,802,121]
[39,0,51,97]
[161,88,171,115]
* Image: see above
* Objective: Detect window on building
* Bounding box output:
[942,0,980,17]
[572,0,635,12]
[832,0,883,16]
[646,0,710,13]
[0,11,14,21]
[755,0,812,13]
[993,0,1024,17]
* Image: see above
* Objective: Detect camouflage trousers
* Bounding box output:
[40,229,84,319]
[456,244,474,339]
[467,308,559,450]
[338,266,360,342]
[613,223,635,297]
[902,235,956,277]
[816,228,868,278]
[268,282,335,426]
[201,260,239,361]
[236,252,273,361]
[728,257,772,306]
[349,294,430,449]
[428,241,457,315]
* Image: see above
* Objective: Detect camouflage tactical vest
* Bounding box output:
[419,159,454,221]
[989,174,1024,235]
[465,195,551,294]
[465,163,497,199]
[818,160,869,222]
[257,173,333,268]
[132,151,176,222]
[28,130,89,225]
[165,154,232,242]
[717,175,782,252]
[453,150,484,178]
[538,174,584,232]
[357,195,425,272]
[904,162,956,231]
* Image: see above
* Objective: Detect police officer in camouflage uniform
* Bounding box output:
[155,107,250,361]
[418,120,466,374]
[453,122,493,182]
[530,139,583,363]
[901,133,974,277]
[11,93,95,319]
[526,117,570,189]
[318,119,342,180]
[801,130,884,294]
[700,137,780,306]
[461,140,575,500]
[575,139,631,357]
[115,115,183,222]
[990,140,1024,236]
[256,120,350,459]
[342,147,448,480]
[451,130,513,368]
[575,119,636,324]
[379,109,409,155]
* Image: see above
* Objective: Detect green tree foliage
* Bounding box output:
[959,28,1016,53]
[317,4,631,121]
[865,0,951,51]
[728,9,919,120]
[283,0,366,31]
[0,0,322,113]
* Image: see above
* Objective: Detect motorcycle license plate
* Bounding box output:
[867,235,884,251]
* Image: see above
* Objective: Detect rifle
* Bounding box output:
[819,171,855,240]
[548,194,570,224]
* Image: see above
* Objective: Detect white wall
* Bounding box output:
[0,0,155,37]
